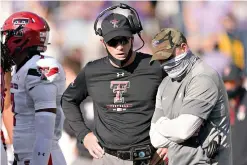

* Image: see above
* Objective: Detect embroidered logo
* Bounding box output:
[110,81,130,103]
[110,19,119,28]
[37,66,59,80]
[152,40,160,47]
[117,72,124,77]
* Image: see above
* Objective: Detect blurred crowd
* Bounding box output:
[1,1,247,165]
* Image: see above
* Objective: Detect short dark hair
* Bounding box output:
[178,34,187,45]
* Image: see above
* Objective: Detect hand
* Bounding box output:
[150,148,168,165]
[83,132,104,159]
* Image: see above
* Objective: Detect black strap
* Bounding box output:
[104,147,132,160]
[102,144,156,161]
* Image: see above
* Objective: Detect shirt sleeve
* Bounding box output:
[28,83,57,110]
[150,123,176,148]
[26,63,60,110]
[181,75,219,120]
[155,114,203,142]
[151,82,165,123]
[61,65,90,142]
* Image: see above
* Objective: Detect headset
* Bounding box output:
[94,3,143,37]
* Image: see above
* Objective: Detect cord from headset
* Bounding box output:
[135,33,145,52]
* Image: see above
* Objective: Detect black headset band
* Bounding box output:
[94,3,142,35]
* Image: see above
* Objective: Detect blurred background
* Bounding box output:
[1,1,247,165]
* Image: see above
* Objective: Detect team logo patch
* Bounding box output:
[37,66,59,80]
[13,18,29,26]
[107,81,132,112]
[110,81,130,103]
[110,19,119,28]
[152,40,160,47]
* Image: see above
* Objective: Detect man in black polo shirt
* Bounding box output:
[61,4,165,165]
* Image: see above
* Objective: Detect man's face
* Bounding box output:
[105,36,132,60]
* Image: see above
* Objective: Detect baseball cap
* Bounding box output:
[222,63,243,81]
[101,13,133,42]
[150,28,185,62]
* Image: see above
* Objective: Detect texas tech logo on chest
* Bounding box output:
[110,81,130,103]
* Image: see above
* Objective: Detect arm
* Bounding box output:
[2,106,13,144]
[150,123,176,148]
[150,82,177,148]
[63,118,76,138]
[28,83,57,165]
[155,114,203,142]
[2,71,13,143]
[61,66,90,143]
[155,75,218,141]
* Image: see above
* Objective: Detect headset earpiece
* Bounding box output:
[129,11,143,34]
[127,15,135,33]
[96,28,103,36]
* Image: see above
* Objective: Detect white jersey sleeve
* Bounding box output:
[25,57,66,110]
[28,84,57,110]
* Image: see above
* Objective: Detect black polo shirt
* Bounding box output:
[62,52,164,150]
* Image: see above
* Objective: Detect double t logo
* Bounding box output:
[110,81,130,103]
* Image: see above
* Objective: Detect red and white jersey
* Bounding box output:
[11,55,66,155]
[0,67,5,113]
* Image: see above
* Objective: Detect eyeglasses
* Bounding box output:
[106,37,130,47]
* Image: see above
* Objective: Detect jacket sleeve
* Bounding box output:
[61,65,90,143]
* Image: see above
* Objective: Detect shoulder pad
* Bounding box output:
[32,57,64,83]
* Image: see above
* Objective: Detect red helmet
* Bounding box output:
[1,11,50,56]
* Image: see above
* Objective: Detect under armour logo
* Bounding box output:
[16,75,20,80]
[38,152,45,156]
[117,72,124,77]
[110,19,119,28]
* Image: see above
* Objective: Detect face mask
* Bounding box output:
[161,51,190,79]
